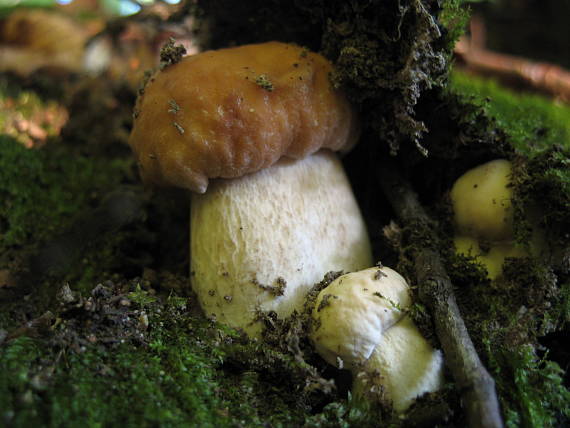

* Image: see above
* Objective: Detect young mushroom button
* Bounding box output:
[451,159,545,279]
[128,42,372,337]
[310,267,444,412]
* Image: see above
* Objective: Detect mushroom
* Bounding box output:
[450,159,544,279]
[128,42,372,336]
[451,159,514,242]
[310,267,444,412]
[0,9,87,76]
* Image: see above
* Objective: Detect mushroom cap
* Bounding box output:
[128,41,360,193]
[310,267,411,369]
[451,159,514,241]
[0,9,86,75]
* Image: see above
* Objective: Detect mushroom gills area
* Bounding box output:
[190,150,372,337]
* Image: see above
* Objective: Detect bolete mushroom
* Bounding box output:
[128,42,372,336]
[310,267,444,412]
[0,9,87,76]
[450,159,544,279]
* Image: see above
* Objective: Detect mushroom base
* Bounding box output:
[352,317,445,413]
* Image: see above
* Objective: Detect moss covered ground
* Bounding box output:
[0,286,314,427]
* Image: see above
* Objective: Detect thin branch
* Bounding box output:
[378,160,503,428]
[454,16,570,103]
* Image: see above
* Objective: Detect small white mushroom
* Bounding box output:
[310,267,444,412]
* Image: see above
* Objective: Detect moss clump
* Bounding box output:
[514,148,570,252]
[0,136,132,249]
[445,253,570,426]
[487,345,570,428]
[318,0,461,155]
[159,37,187,69]
[0,280,336,427]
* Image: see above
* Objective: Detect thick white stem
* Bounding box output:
[190,150,372,337]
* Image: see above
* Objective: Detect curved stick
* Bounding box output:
[378,160,503,428]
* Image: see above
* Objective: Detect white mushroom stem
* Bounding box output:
[310,267,444,412]
[191,150,373,337]
[353,317,445,412]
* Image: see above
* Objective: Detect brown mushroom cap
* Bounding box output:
[128,41,360,193]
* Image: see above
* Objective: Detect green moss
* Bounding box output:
[0,132,142,302]
[0,337,41,424]
[0,284,329,427]
[450,72,570,154]
[486,345,570,428]
[0,135,131,250]
[1,333,231,427]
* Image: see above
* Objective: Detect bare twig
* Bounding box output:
[378,160,503,428]
[454,16,570,103]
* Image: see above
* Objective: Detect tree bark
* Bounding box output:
[378,161,503,428]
